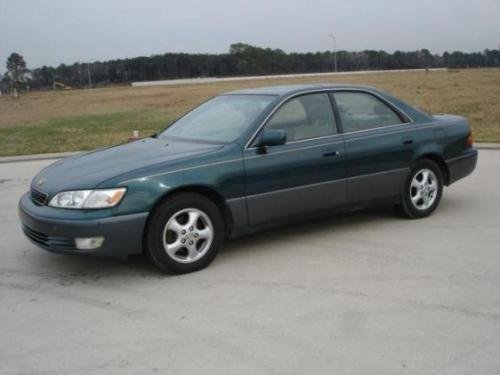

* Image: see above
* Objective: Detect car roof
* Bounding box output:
[225,84,378,97]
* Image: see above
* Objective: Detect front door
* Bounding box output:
[333,90,417,203]
[243,92,347,226]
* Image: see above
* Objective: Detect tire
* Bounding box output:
[400,159,443,219]
[145,192,224,274]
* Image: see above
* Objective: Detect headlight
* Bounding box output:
[48,188,127,209]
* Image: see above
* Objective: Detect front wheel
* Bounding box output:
[400,159,443,219]
[145,193,224,274]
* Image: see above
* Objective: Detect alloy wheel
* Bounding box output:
[410,168,438,210]
[162,208,214,263]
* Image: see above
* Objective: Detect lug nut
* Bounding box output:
[181,230,186,234]
[189,226,194,231]
[194,233,199,238]
[189,241,193,245]
[181,239,186,243]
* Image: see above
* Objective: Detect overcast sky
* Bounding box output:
[1,0,499,71]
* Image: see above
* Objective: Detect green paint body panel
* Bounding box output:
[18,84,477,256]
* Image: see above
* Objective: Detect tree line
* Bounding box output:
[2,43,500,92]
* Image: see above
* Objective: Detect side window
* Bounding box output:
[334,92,404,133]
[266,93,336,142]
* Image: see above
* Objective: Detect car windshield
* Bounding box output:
[159,94,275,143]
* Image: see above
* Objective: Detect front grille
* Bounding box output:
[22,225,75,251]
[30,188,48,206]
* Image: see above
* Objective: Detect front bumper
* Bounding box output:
[18,193,148,257]
[446,148,478,185]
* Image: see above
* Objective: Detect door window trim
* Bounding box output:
[245,88,414,149]
[331,89,413,135]
[250,92,339,148]
[246,90,341,149]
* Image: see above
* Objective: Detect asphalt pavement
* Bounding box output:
[1,151,499,375]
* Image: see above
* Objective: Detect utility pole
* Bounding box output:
[329,34,338,72]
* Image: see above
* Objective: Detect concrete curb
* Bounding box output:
[474,143,500,150]
[0,142,498,164]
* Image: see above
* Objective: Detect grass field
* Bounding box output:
[0,68,499,156]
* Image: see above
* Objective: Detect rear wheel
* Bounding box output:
[400,159,443,219]
[145,193,224,274]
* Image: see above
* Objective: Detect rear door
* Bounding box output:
[333,90,417,203]
[243,92,347,226]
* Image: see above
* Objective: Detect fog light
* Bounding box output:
[75,237,104,250]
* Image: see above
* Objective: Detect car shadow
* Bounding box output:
[26,206,398,280]
[222,206,399,256]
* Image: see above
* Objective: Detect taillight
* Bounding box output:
[466,131,474,148]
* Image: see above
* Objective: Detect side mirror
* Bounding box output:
[255,129,287,148]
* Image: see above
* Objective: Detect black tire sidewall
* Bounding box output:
[401,159,443,219]
[145,193,224,274]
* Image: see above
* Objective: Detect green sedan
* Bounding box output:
[19,84,478,274]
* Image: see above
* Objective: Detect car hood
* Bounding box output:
[32,137,223,195]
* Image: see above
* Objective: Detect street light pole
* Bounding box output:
[329,34,338,72]
[87,62,92,89]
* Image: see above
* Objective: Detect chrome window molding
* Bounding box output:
[246,132,343,151]
[286,132,343,144]
[244,138,344,160]
[343,122,416,139]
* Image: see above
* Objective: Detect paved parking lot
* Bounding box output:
[1,150,499,375]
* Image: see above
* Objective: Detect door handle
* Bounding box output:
[402,139,414,145]
[323,150,340,157]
